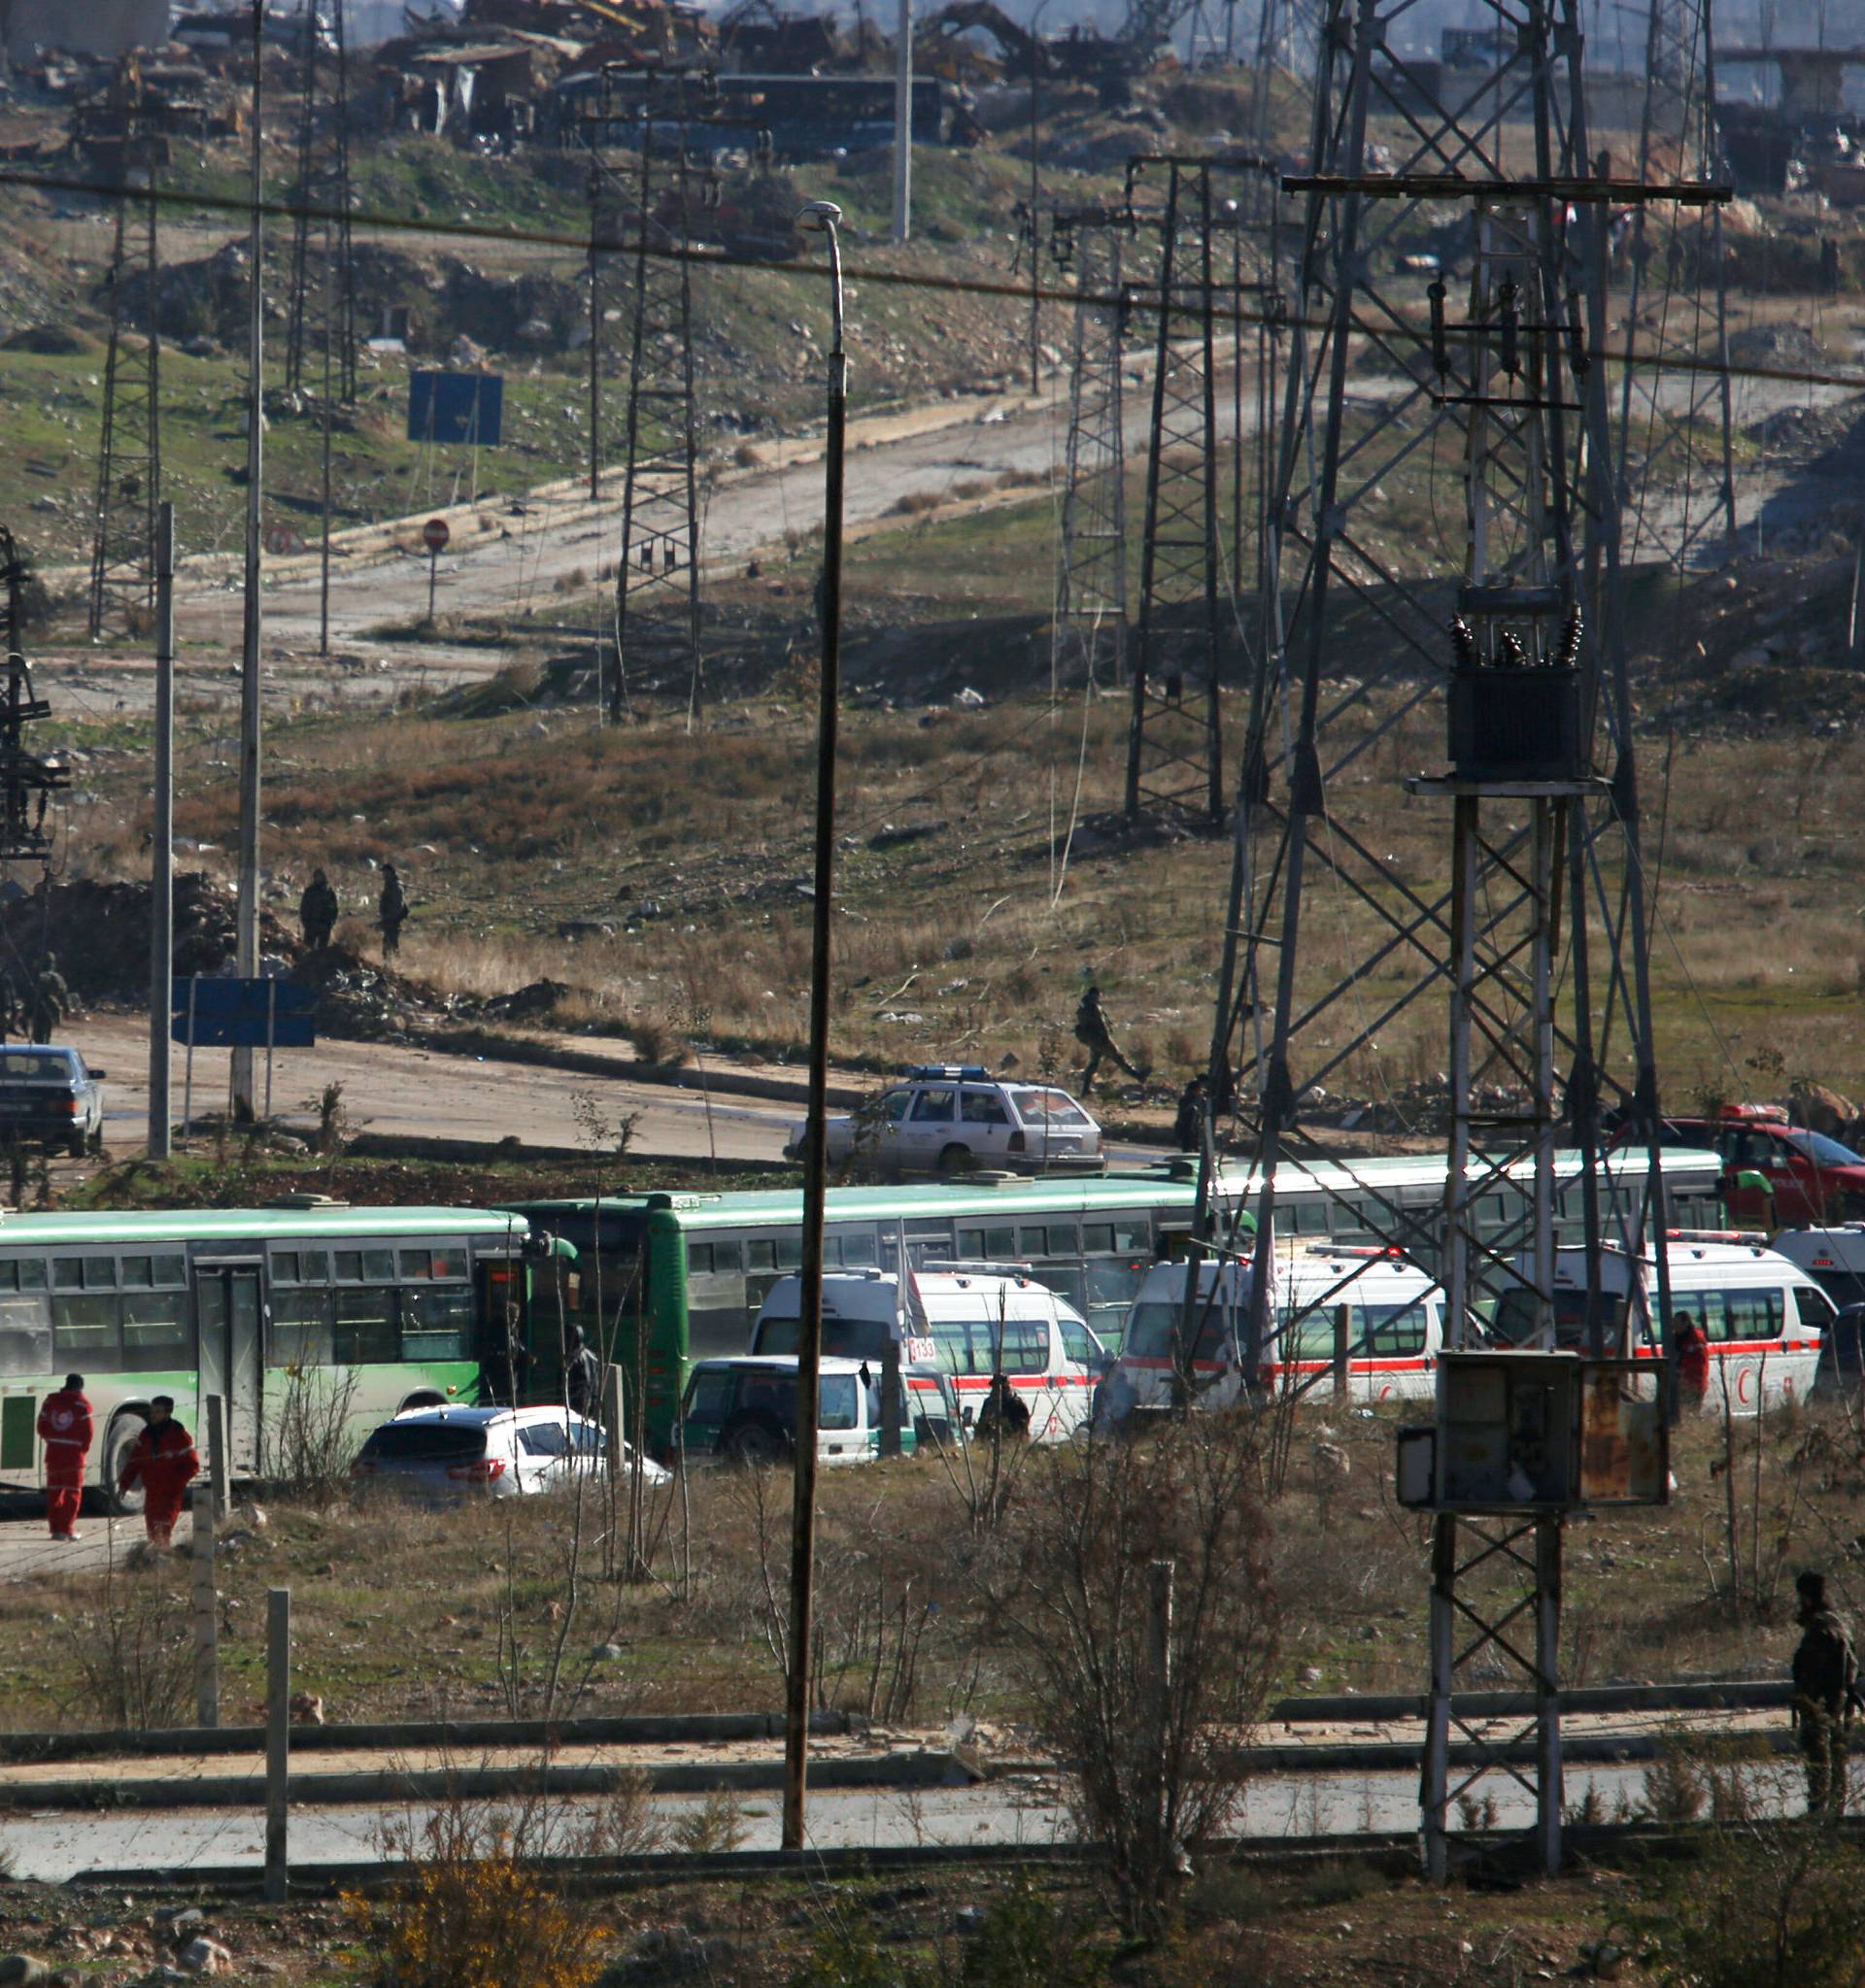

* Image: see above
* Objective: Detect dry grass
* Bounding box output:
[5,1399,1861,1734]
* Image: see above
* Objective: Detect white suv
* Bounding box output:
[789,1065,1104,1176]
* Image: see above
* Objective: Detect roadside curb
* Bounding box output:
[2,1750,981,1812]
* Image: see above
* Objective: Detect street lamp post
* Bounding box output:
[780,198,848,1857]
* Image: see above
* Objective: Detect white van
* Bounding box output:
[751,1266,1108,1443]
[1770,1226,1865,1309]
[1493,1238,1831,1412]
[1094,1245,1442,1427]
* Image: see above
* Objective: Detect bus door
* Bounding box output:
[194,1261,265,1476]
[476,1255,524,1402]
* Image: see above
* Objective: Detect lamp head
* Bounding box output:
[798,200,844,232]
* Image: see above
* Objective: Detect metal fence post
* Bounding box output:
[205,1395,228,1518]
[191,1483,219,1729]
[265,1587,290,1904]
[1333,1303,1350,1400]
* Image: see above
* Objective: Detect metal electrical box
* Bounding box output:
[1446,664,1584,783]
[1396,1350,1668,1513]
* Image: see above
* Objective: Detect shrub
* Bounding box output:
[348,1776,654,1988]
[266,1363,361,1507]
[58,1549,193,1729]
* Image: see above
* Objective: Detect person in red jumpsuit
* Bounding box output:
[36,1372,91,1541]
[1674,1310,1712,1413]
[119,1396,199,1549]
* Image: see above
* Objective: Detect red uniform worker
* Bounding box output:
[36,1372,91,1541]
[119,1397,199,1548]
[1675,1312,1712,1412]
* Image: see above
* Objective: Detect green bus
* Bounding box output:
[0,1203,537,1511]
[505,1144,1725,1452]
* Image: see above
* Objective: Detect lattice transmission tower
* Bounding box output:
[88,157,162,639]
[1615,0,1736,569]
[284,0,357,405]
[1209,0,1713,1877]
[1124,154,1278,826]
[609,66,716,725]
[1051,209,1131,690]
[0,531,71,865]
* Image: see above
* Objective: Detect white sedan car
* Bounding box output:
[352,1405,670,1499]
[787,1065,1105,1176]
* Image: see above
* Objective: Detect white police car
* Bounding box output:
[787,1065,1104,1177]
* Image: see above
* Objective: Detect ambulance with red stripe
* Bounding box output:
[1491,1236,1831,1412]
[1093,1245,1446,1427]
[749,1264,1108,1444]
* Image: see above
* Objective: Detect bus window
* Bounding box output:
[363,1249,395,1282]
[1083,1225,1114,1255]
[775,1235,802,1271]
[840,1232,877,1267]
[334,1288,399,1364]
[334,1251,362,1281]
[122,1256,154,1289]
[270,1253,299,1285]
[294,1252,325,1285]
[1295,1203,1331,1235]
[688,1242,714,1276]
[404,1286,474,1361]
[269,1290,333,1367]
[1016,1228,1047,1256]
[399,1250,433,1281]
[121,1291,190,1371]
[20,1259,48,1291]
[52,1293,118,1365]
[84,1257,118,1291]
[432,1248,467,1281]
[746,1238,777,1271]
[51,1258,83,1292]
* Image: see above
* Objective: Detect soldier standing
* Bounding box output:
[1791,1569,1858,1816]
[0,966,19,1044]
[299,868,339,952]
[27,953,68,1044]
[378,864,409,959]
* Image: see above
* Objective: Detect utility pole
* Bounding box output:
[782,197,848,1858]
[150,502,174,1160]
[88,150,162,639]
[283,0,356,404]
[892,0,913,243]
[233,0,266,1124]
[1026,0,1048,395]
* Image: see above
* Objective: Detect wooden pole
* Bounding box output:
[148,502,174,1158]
[191,1482,219,1729]
[1333,1302,1349,1400]
[264,1586,290,1904]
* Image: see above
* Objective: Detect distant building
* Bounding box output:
[1,0,170,59]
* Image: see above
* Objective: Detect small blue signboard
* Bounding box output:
[407,371,504,447]
[172,978,317,1050]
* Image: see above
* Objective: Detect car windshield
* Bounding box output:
[1784,1130,1865,1167]
[1010,1089,1090,1126]
[0,1052,71,1082]
[1124,1299,1238,1362]
[754,1315,893,1361]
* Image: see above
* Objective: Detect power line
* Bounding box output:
[7,162,1865,396]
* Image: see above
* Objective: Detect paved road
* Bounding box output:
[0,1757,1803,1879]
[70,1012,799,1165]
[61,1012,1170,1172]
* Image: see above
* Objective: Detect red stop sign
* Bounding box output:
[422,517,451,553]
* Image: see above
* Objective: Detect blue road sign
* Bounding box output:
[407,371,504,447]
[172,978,316,1050]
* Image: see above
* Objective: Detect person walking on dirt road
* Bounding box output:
[378,865,409,959]
[37,1373,90,1541]
[299,868,339,953]
[1792,1569,1859,1816]
[564,1327,601,1420]
[26,954,68,1044]
[118,1397,200,1550]
[1074,979,1140,1094]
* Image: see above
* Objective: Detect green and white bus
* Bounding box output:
[0,1204,536,1511]
[507,1145,1725,1453]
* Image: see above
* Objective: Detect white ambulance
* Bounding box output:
[750,1265,1108,1443]
[1093,1244,1444,1426]
[1493,1236,1831,1412]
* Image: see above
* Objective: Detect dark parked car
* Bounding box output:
[0,1046,106,1156]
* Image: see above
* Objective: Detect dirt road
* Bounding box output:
[70,1012,800,1165]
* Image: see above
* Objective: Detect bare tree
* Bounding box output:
[980,1416,1280,1937]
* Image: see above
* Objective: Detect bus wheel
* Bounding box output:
[87,1411,149,1518]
